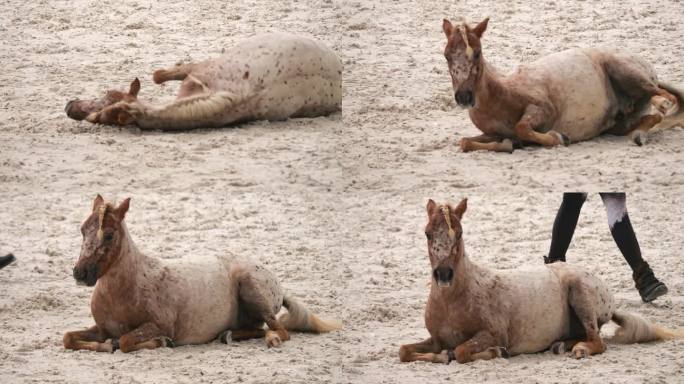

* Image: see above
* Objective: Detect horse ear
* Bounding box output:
[114,198,131,221]
[427,199,437,216]
[472,17,489,38]
[92,194,104,211]
[442,19,453,38]
[129,78,140,98]
[453,198,467,219]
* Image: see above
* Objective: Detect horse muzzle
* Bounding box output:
[433,266,454,287]
[73,264,99,287]
[65,100,88,121]
[455,89,475,107]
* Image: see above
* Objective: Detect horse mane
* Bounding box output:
[440,205,456,240]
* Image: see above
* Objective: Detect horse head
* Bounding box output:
[442,18,488,107]
[425,198,467,288]
[65,78,140,125]
[73,195,130,286]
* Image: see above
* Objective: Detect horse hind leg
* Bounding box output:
[566,278,607,359]
[602,56,680,145]
[624,89,678,146]
[235,267,290,348]
[153,64,191,84]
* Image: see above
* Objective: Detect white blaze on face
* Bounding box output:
[429,206,458,262]
[447,25,476,89]
[458,25,474,60]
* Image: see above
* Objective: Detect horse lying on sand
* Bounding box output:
[399,198,682,364]
[65,33,342,130]
[442,18,684,153]
[63,195,341,353]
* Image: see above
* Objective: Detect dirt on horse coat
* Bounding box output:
[63,195,341,353]
[442,18,684,152]
[65,33,342,130]
[398,199,681,364]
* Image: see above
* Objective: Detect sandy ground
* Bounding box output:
[1,0,684,383]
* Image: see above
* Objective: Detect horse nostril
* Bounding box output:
[455,90,474,107]
[434,266,454,283]
[73,267,84,281]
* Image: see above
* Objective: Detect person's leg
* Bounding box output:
[545,193,587,264]
[599,193,668,302]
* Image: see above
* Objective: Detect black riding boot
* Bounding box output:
[633,262,668,302]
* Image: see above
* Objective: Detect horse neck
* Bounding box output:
[474,58,508,108]
[96,222,154,294]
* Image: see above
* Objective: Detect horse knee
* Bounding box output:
[118,336,136,353]
[454,345,471,364]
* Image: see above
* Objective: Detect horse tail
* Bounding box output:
[279,295,342,333]
[0,253,16,269]
[153,65,191,84]
[610,310,684,344]
[658,82,684,128]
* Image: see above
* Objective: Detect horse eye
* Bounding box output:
[425,232,432,241]
[473,51,481,60]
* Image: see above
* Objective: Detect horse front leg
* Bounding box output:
[63,325,114,352]
[514,104,569,148]
[118,322,174,353]
[451,330,509,363]
[399,337,448,363]
[459,134,515,153]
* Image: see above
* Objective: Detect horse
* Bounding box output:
[65,33,342,130]
[442,18,684,153]
[0,253,15,269]
[399,198,682,364]
[63,195,341,353]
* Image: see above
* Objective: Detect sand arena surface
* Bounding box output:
[1,0,683,383]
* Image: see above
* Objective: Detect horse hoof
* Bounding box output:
[550,341,565,355]
[496,346,510,358]
[160,337,175,348]
[266,333,282,348]
[632,131,647,146]
[549,131,570,147]
[653,96,674,115]
[459,138,472,152]
[572,345,589,359]
[110,338,119,353]
[218,330,230,344]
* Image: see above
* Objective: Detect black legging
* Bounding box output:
[546,193,644,271]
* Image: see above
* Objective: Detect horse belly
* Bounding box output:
[173,268,240,345]
[208,33,342,123]
[502,268,571,355]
